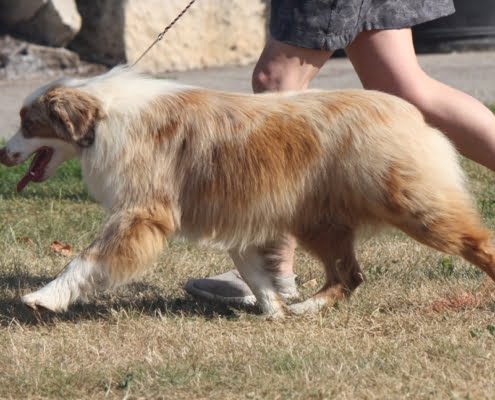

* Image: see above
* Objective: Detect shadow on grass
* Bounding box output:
[0,276,258,327]
[0,272,53,291]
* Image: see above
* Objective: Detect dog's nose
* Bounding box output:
[0,147,7,165]
[0,147,17,166]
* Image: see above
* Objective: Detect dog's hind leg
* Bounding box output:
[229,240,290,318]
[289,226,364,315]
[22,205,175,312]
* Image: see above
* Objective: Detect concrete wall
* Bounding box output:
[1,0,269,73]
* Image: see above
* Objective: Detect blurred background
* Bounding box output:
[0,0,494,78]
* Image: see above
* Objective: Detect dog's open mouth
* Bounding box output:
[16,147,54,193]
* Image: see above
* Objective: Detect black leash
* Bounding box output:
[132,0,197,67]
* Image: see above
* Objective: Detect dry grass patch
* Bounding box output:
[1,158,495,399]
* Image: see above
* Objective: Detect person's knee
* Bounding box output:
[393,84,435,116]
[252,62,308,93]
[252,37,329,93]
[361,75,433,114]
[251,66,281,93]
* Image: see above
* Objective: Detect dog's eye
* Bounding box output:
[21,120,33,138]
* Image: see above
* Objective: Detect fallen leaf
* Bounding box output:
[431,291,482,313]
[50,240,73,257]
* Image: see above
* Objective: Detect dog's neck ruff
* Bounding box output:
[67,67,191,114]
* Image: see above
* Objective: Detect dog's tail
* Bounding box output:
[377,125,495,281]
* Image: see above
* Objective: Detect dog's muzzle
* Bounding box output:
[0,147,19,167]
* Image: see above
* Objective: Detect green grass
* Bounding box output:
[1,153,495,399]
[0,158,88,201]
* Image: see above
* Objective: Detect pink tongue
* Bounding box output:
[15,147,54,193]
[16,172,34,193]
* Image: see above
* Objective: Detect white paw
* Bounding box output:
[21,257,101,312]
[257,294,289,318]
[22,285,70,313]
[262,307,287,320]
[288,298,327,315]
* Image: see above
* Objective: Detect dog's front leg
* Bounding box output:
[229,245,289,318]
[22,206,176,312]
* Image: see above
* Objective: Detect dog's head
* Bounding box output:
[0,84,103,192]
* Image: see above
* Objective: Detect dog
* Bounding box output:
[1,67,494,317]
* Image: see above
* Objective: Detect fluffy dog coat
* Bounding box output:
[1,67,494,316]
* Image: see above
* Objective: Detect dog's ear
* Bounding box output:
[44,87,103,147]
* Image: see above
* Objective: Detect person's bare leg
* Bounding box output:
[346,29,495,172]
[184,39,331,304]
[252,37,332,92]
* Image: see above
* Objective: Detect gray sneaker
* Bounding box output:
[184,269,299,306]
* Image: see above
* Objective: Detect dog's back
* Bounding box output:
[147,88,467,249]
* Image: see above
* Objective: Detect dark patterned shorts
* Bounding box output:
[270,0,456,50]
